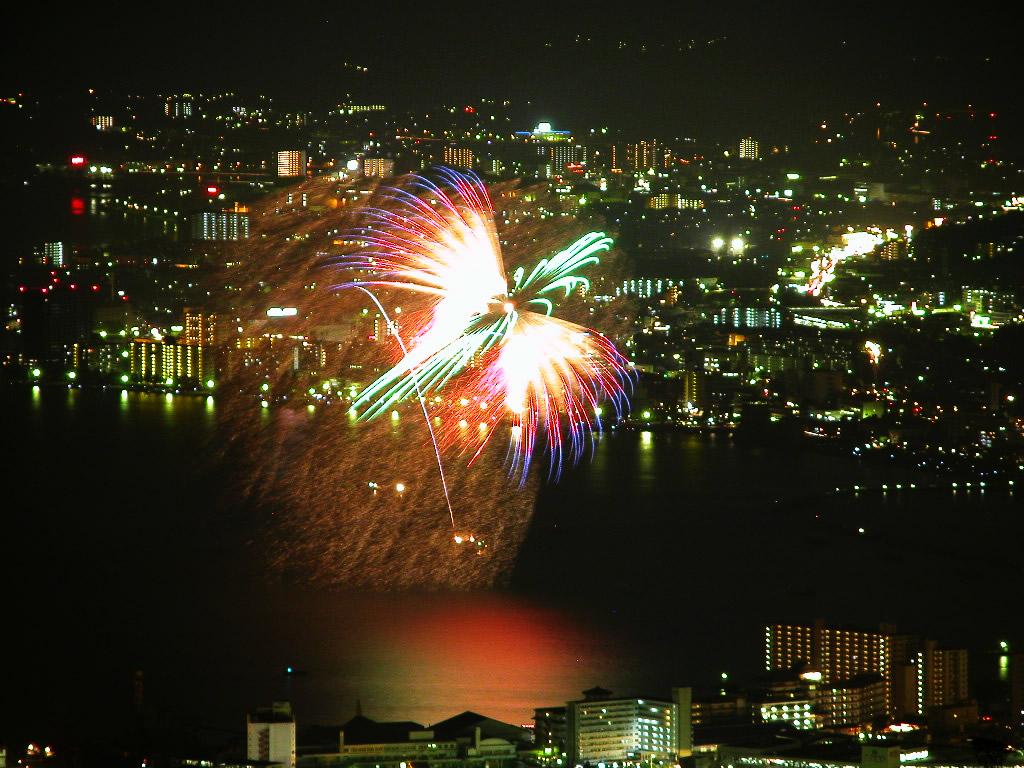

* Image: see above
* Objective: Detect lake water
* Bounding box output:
[4,384,1020,749]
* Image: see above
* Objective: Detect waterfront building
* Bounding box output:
[765,621,970,718]
[566,687,678,767]
[247,701,296,768]
[17,280,102,363]
[299,711,529,768]
[130,338,211,384]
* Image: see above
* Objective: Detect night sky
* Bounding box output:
[6,3,1020,140]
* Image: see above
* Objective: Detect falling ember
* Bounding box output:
[207,171,630,588]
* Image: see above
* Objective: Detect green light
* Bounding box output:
[120,374,129,383]
[31,368,41,377]
[67,371,77,379]
[643,410,651,419]
[206,380,215,388]
[261,382,270,391]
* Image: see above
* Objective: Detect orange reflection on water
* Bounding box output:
[313,592,620,727]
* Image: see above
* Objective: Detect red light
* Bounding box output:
[206,185,219,195]
[70,284,76,289]
[70,155,86,165]
[92,285,99,291]
[41,288,48,294]
[464,106,475,113]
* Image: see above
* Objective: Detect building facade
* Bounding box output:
[765,621,969,718]
[247,702,296,768]
[567,688,678,767]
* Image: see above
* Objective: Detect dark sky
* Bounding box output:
[5,3,1019,140]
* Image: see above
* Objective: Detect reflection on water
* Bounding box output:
[5,385,1023,739]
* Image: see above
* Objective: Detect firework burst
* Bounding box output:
[332,168,633,482]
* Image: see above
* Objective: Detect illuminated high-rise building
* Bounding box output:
[566,687,678,766]
[38,242,65,267]
[765,621,969,717]
[362,157,394,178]
[443,146,474,169]
[190,211,250,241]
[648,194,704,210]
[543,143,582,178]
[277,150,307,177]
[514,123,578,177]
[915,641,968,714]
[610,141,660,174]
[183,308,217,347]
[130,338,210,384]
[766,621,892,704]
[739,137,760,159]
[164,97,194,118]
[248,702,296,768]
